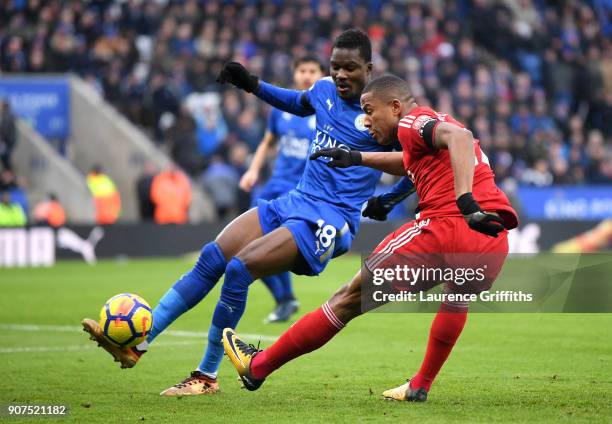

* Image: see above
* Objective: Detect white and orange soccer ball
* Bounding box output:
[99,293,153,348]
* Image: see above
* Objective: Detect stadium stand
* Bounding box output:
[1,0,610,221]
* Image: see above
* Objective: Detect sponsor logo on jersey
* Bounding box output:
[310,130,349,157]
[279,134,310,159]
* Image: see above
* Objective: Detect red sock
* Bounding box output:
[410,303,468,391]
[250,303,344,379]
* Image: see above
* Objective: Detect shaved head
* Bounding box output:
[362,74,414,103]
[360,74,418,146]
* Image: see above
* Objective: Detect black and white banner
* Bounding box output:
[0,220,605,267]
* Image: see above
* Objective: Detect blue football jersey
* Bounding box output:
[295,77,392,232]
[267,108,315,184]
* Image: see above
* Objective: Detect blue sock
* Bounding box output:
[277,271,295,302]
[147,242,227,344]
[199,257,253,376]
[146,288,188,344]
[262,272,295,303]
[197,325,223,378]
[261,274,285,304]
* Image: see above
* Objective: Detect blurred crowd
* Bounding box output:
[0,99,27,227]
[0,96,67,228]
[0,0,610,220]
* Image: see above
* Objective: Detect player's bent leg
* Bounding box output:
[215,208,266,261]
[198,227,299,380]
[81,208,264,369]
[391,224,508,400]
[145,207,264,345]
[224,269,366,390]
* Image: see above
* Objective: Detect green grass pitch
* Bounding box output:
[1,256,610,423]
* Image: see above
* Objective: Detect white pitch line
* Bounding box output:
[0,324,78,333]
[0,340,200,354]
[0,323,278,342]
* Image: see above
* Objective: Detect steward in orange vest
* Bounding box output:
[87,166,121,224]
[33,193,66,227]
[151,166,192,224]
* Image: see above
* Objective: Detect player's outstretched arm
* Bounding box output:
[361,151,406,176]
[217,62,315,117]
[240,131,276,192]
[310,148,406,176]
[434,122,505,237]
[363,177,415,221]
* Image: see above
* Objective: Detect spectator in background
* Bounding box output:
[228,142,251,213]
[235,107,264,151]
[136,161,158,221]
[521,158,554,187]
[194,103,227,157]
[1,36,27,72]
[202,158,235,218]
[0,167,18,192]
[87,165,121,225]
[202,146,246,219]
[0,190,26,227]
[586,130,612,183]
[0,167,28,217]
[184,92,228,158]
[33,193,66,228]
[146,72,180,141]
[167,107,206,176]
[150,164,192,224]
[0,100,17,169]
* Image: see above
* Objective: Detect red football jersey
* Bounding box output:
[397,106,518,229]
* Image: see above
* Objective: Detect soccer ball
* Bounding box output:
[99,293,153,348]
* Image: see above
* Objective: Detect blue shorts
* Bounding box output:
[257,190,354,276]
[251,179,297,207]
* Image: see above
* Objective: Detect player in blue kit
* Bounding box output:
[240,56,324,323]
[81,29,415,396]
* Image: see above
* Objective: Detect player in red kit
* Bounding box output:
[223,74,518,402]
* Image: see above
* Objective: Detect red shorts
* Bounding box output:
[364,216,509,295]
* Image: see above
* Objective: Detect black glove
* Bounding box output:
[216,62,259,93]
[456,192,506,237]
[362,196,392,221]
[309,147,362,168]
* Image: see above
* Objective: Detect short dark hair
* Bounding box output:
[332,28,372,63]
[294,55,325,73]
[363,74,414,102]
